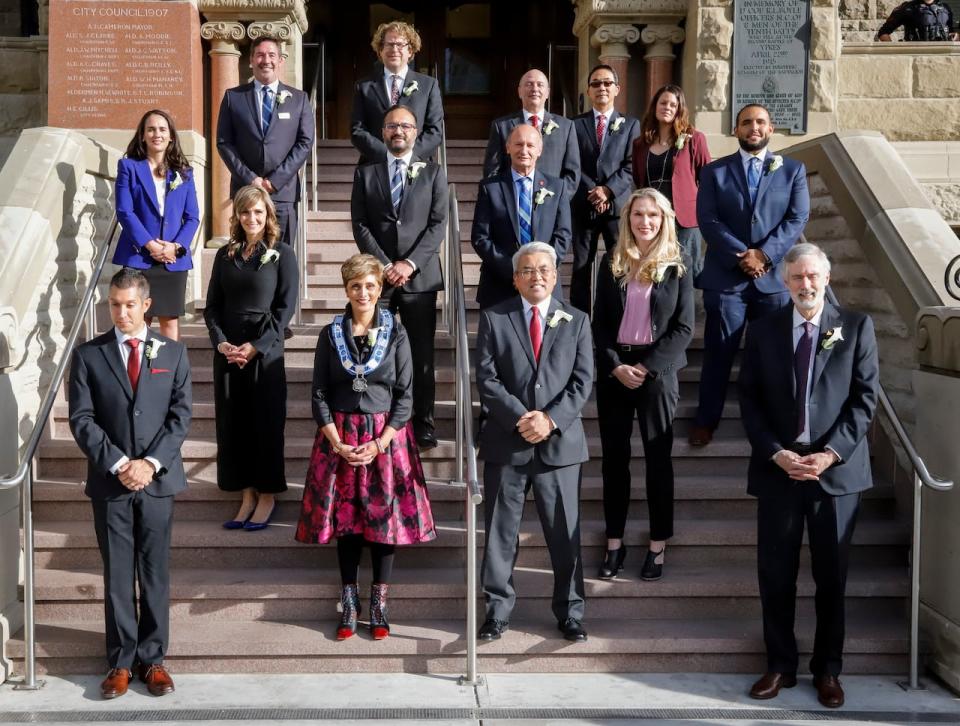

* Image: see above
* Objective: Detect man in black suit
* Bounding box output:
[570,64,641,313]
[472,123,572,309]
[352,105,448,449]
[351,21,444,164]
[738,243,879,709]
[475,241,593,643]
[68,269,192,699]
[216,35,315,249]
[482,68,580,198]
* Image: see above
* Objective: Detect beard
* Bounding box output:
[738,135,770,153]
[791,290,821,310]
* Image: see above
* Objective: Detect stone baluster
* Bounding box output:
[640,24,685,107]
[590,24,640,114]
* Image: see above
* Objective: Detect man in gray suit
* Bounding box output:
[68,269,192,699]
[352,104,449,448]
[475,241,593,643]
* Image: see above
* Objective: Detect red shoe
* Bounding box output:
[370,583,390,640]
[336,584,360,640]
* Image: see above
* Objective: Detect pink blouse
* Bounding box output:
[617,278,653,345]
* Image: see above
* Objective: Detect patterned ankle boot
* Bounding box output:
[370,583,390,640]
[336,584,361,640]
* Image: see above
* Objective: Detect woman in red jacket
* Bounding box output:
[632,85,711,277]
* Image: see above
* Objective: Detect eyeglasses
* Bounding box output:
[382,41,409,50]
[589,80,617,88]
[384,122,417,132]
[516,266,556,279]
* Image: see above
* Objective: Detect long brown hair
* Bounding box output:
[226,186,280,258]
[125,109,191,175]
[641,84,694,145]
[612,188,686,285]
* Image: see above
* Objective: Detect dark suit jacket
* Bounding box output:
[470,169,572,308]
[592,252,695,380]
[216,82,315,203]
[113,158,199,271]
[632,129,711,228]
[572,111,640,219]
[351,156,448,293]
[738,302,879,497]
[476,296,593,467]
[696,151,810,294]
[68,330,192,499]
[482,112,581,198]
[351,69,444,163]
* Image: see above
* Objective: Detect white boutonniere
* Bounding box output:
[651,263,675,284]
[547,310,573,328]
[675,132,688,151]
[767,155,784,174]
[407,161,427,181]
[276,90,293,105]
[821,326,844,350]
[534,187,555,206]
[403,80,418,97]
[366,328,379,347]
[542,119,559,136]
[259,248,280,268]
[610,117,625,133]
[145,339,165,361]
[169,172,183,191]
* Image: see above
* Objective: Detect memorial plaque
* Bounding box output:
[48,0,203,131]
[732,0,811,134]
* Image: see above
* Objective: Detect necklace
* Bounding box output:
[645,146,673,191]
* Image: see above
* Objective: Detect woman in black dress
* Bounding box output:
[204,185,298,530]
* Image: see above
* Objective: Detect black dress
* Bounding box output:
[203,242,299,493]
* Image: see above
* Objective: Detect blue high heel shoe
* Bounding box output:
[222,509,254,530]
[243,501,277,531]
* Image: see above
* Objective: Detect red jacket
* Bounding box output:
[632,128,711,228]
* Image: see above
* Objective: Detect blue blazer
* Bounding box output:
[695,151,810,294]
[113,157,199,272]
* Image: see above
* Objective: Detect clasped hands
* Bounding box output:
[587,185,611,215]
[217,341,257,368]
[773,449,839,481]
[145,239,178,264]
[335,437,391,467]
[516,410,554,444]
[613,362,648,389]
[252,176,276,194]
[117,459,155,491]
[737,248,768,280]
[385,260,415,288]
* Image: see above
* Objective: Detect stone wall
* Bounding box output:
[840,0,912,41]
[0,5,21,37]
[0,37,46,169]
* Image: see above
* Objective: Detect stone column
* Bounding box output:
[590,24,640,113]
[201,21,245,247]
[640,24,685,107]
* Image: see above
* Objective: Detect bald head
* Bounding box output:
[507,123,542,176]
[518,69,549,114]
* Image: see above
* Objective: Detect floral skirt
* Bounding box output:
[295,412,437,545]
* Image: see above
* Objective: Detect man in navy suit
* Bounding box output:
[689,103,810,446]
[472,123,572,309]
[352,105,448,448]
[738,243,878,708]
[482,69,580,198]
[216,36,315,250]
[570,64,640,313]
[68,269,192,699]
[351,21,444,164]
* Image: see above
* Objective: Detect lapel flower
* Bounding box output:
[651,263,675,284]
[542,119,560,136]
[675,133,688,151]
[366,327,379,347]
[276,89,293,105]
[259,248,280,268]
[821,326,843,350]
[145,338,165,361]
[767,155,784,174]
[534,187,555,206]
[168,171,183,191]
[407,161,427,180]
[547,309,573,328]
[403,80,418,97]
[610,116,625,133]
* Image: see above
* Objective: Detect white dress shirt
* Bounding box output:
[253,79,280,130]
[384,149,416,272]
[593,109,611,148]
[521,296,552,330]
[738,146,769,182]
[792,306,822,444]
[511,167,534,219]
[110,325,161,475]
[522,108,545,128]
[153,177,166,216]
[383,66,409,102]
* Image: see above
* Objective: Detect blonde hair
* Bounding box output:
[371,21,422,55]
[611,188,686,285]
[341,253,385,288]
[227,186,280,258]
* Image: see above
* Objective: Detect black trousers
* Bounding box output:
[91,491,174,670]
[387,289,437,435]
[570,214,619,315]
[757,485,860,677]
[597,364,679,541]
[274,201,298,249]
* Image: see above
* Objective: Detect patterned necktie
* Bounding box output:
[390,74,401,105]
[529,307,542,364]
[391,159,404,213]
[529,114,539,130]
[517,176,532,245]
[794,321,815,438]
[747,156,761,205]
[261,86,273,136]
[596,113,606,147]
[126,338,141,391]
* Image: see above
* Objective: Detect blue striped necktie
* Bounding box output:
[261,86,274,135]
[747,156,761,205]
[517,176,532,245]
[391,159,405,213]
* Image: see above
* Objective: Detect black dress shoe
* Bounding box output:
[416,431,438,450]
[598,545,627,580]
[478,618,508,641]
[813,675,845,708]
[640,548,664,581]
[558,618,587,642]
[749,672,797,699]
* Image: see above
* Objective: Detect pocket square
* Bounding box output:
[150,368,171,374]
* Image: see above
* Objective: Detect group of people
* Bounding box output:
[68,20,880,711]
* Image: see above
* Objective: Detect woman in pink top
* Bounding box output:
[592,188,695,582]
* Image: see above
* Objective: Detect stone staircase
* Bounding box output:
[9,140,911,675]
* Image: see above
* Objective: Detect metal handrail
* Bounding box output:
[436,111,451,334]
[0,215,119,690]
[822,284,953,691]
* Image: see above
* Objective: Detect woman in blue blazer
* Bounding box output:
[114,109,200,340]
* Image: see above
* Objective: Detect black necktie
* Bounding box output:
[794,321,815,438]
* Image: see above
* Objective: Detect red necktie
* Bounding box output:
[126,338,141,391]
[529,114,539,130]
[529,308,542,363]
[596,114,606,146]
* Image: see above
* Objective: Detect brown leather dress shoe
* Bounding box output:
[813,675,845,708]
[688,425,714,447]
[749,672,797,699]
[138,663,175,696]
[100,668,131,699]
